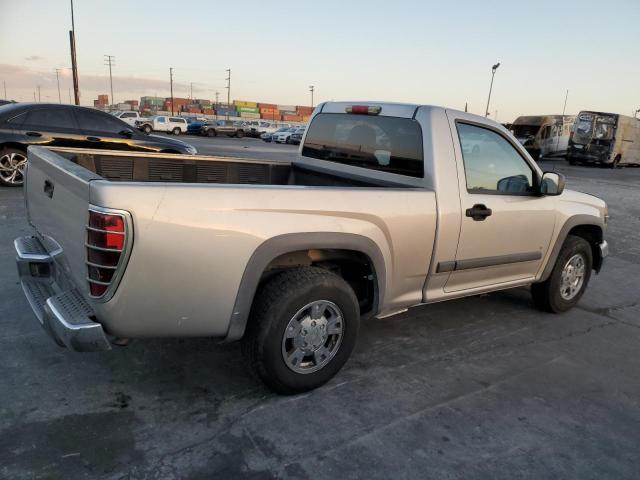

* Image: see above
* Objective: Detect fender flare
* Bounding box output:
[224,232,387,341]
[539,214,604,282]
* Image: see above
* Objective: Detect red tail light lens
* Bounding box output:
[86,209,128,298]
[346,105,382,115]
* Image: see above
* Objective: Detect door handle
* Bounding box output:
[26,131,42,137]
[466,204,492,221]
[86,136,101,141]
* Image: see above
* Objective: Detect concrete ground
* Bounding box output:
[1,143,639,479]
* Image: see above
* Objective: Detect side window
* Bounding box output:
[157,117,166,123]
[457,123,534,194]
[121,112,135,118]
[23,108,77,129]
[75,109,128,134]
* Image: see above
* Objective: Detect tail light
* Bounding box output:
[86,208,129,298]
[346,105,382,115]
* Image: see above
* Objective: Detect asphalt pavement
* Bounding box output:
[1,149,639,479]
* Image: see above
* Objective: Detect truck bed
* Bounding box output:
[51,147,388,188]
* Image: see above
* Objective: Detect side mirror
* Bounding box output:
[120,129,133,138]
[540,171,566,196]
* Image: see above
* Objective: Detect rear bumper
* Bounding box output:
[15,235,111,352]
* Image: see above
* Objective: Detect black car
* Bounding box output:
[0,103,197,187]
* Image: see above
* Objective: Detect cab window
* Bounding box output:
[457,123,534,194]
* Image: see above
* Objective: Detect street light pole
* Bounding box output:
[104,55,115,107]
[225,69,231,119]
[3,80,6,100]
[169,67,174,115]
[69,0,80,105]
[309,85,314,107]
[55,69,62,103]
[484,62,500,117]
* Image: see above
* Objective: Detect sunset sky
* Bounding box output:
[1,0,638,121]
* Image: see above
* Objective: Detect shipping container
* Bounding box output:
[278,105,296,113]
[233,100,258,108]
[258,103,277,110]
[203,108,214,115]
[237,106,260,113]
[282,114,303,122]
[240,112,261,119]
[297,106,314,115]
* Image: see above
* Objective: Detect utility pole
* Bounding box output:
[33,90,36,102]
[169,67,174,115]
[485,62,500,117]
[2,80,6,100]
[37,85,41,102]
[69,0,80,105]
[190,82,193,100]
[215,91,219,107]
[225,69,231,119]
[104,55,115,107]
[309,85,314,107]
[464,102,468,113]
[562,89,569,116]
[55,69,62,103]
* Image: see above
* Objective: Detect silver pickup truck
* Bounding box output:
[15,102,609,394]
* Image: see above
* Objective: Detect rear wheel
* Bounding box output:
[0,148,27,187]
[531,235,592,313]
[610,155,621,169]
[172,127,181,135]
[206,128,216,137]
[236,130,244,138]
[242,267,360,394]
[143,125,152,134]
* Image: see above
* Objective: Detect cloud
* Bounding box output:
[24,55,43,62]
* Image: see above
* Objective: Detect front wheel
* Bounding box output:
[236,130,244,138]
[242,267,360,394]
[143,125,152,134]
[172,127,181,135]
[531,235,592,313]
[0,148,27,187]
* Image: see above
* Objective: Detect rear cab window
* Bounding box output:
[302,113,424,178]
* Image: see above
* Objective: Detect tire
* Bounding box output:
[531,235,593,313]
[0,147,27,187]
[285,137,291,144]
[143,125,152,134]
[236,130,244,138]
[242,267,360,395]
[206,128,216,137]
[172,127,181,135]
[610,155,621,169]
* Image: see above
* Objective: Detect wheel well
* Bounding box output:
[568,224,603,271]
[261,249,378,315]
[0,142,27,153]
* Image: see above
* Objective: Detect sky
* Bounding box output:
[1,0,638,121]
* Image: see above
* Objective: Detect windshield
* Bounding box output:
[302,113,424,178]
[573,113,615,143]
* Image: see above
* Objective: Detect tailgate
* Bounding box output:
[25,146,102,294]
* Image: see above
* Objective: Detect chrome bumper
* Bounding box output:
[15,235,111,352]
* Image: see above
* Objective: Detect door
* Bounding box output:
[444,120,557,293]
[74,108,144,151]
[16,106,86,148]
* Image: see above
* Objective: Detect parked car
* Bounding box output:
[567,111,640,167]
[136,116,188,135]
[261,126,292,142]
[272,126,299,144]
[289,126,306,145]
[110,110,147,127]
[200,119,245,137]
[186,117,206,134]
[0,103,196,186]
[15,101,608,394]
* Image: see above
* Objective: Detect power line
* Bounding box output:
[104,55,116,107]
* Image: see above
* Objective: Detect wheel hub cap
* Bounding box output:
[560,253,586,300]
[281,300,344,374]
[0,152,27,185]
